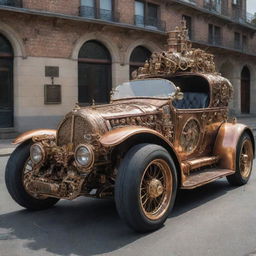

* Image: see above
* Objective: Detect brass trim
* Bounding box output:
[180,117,201,155]
[239,138,253,179]
[139,159,173,221]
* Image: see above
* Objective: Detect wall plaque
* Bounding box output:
[45,66,59,78]
[44,84,61,104]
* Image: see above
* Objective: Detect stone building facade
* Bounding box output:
[0,0,255,134]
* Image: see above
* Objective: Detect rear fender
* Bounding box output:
[213,122,255,170]
[12,129,57,145]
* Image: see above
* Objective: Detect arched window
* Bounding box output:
[241,66,250,114]
[129,46,151,79]
[0,34,13,128]
[78,40,112,104]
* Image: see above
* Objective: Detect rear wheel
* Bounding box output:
[227,132,254,186]
[115,144,177,232]
[5,141,59,210]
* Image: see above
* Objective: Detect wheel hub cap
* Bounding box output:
[241,154,249,164]
[148,178,164,198]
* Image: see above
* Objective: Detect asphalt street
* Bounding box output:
[0,156,256,256]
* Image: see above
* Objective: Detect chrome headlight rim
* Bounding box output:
[30,143,45,165]
[75,144,94,169]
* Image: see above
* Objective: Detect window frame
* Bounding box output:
[242,34,247,51]
[182,15,192,40]
[134,0,160,28]
[80,0,115,20]
[208,24,222,45]
[234,32,241,49]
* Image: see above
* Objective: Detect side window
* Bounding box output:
[171,76,210,109]
[173,92,209,109]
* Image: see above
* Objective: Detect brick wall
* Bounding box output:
[0,0,255,58]
[23,0,80,16]
[0,10,164,58]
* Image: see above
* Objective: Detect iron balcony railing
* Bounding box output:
[203,0,229,16]
[208,35,222,47]
[0,0,22,7]
[202,0,255,27]
[79,6,120,22]
[232,6,247,24]
[234,40,248,52]
[134,15,166,32]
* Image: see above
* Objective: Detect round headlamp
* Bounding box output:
[30,143,45,165]
[75,144,94,168]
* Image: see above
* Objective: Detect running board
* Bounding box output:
[181,156,219,174]
[181,168,235,189]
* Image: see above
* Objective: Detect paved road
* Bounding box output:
[0,156,256,256]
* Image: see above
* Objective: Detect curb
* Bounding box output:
[0,148,15,157]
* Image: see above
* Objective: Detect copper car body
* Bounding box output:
[12,22,255,202]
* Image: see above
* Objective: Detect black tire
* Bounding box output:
[227,132,254,186]
[115,144,177,233]
[5,141,59,210]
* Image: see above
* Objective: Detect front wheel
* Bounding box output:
[5,141,59,210]
[115,144,177,232]
[227,132,254,186]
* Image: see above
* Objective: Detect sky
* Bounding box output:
[247,0,256,14]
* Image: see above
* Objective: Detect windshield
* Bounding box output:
[112,79,177,100]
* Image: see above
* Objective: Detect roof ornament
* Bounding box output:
[132,20,217,79]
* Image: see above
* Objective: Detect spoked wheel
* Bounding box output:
[115,144,177,233]
[239,139,253,179]
[227,132,254,186]
[5,141,59,210]
[140,159,172,221]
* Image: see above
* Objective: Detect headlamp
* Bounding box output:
[75,144,94,168]
[30,143,45,165]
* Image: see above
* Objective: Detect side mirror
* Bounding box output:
[176,92,184,100]
[174,87,184,100]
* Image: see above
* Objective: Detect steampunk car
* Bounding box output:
[5,22,255,232]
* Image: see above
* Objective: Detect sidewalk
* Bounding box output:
[0,139,16,157]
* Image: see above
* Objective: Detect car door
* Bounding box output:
[171,93,225,161]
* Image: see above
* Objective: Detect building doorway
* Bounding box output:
[0,34,13,128]
[241,66,250,114]
[129,46,151,79]
[78,40,112,105]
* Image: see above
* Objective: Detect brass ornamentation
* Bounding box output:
[180,118,201,153]
[140,159,172,220]
[132,21,217,79]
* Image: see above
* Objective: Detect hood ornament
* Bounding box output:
[73,103,80,112]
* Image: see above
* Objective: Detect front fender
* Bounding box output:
[213,122,255,170]
[100,126,183,182]
[13,129,57,145]
[100,126,176,150]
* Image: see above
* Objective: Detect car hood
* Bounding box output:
[57,99,168,147]
[87,101,159,120]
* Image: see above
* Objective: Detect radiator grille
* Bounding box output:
[57,115,94,147]
[73,116,93,147]
[57,117,72,146]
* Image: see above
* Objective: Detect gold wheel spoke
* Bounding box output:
[239,139,253,178]
[140,159,173,221]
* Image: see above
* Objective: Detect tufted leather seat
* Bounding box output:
[173,92,209,109]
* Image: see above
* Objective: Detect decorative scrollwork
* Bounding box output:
[132,21,217,79]
[180,119,201,153]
